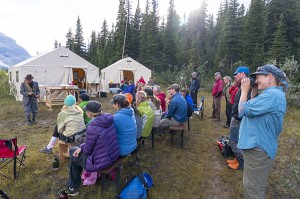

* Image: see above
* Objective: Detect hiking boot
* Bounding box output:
[64,187,79,196]
[213,118,220,122]
[39,147,53,154]
[32,121,37,124]
[227,157,238,164]
[209,116,216,119]
[27,121,33,126]
[228,162,240,170]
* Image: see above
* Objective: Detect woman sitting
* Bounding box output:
[39,95,86,154]
[111,94,137,157]
[136,91,154,138]
[61,101,120,196]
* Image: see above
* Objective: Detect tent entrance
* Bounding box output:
[123,70,134,82]
[72,68,86,89]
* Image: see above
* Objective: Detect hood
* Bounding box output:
[116,107,134,116]
[157,92,166,98]
[90,113,114,128]
[61,105,83,115]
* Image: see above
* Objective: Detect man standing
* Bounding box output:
[226,66,250,170]
[158,84,187,131]
[189,72,200,106]
[20,74,40,125]
[210,72,223,121]
[223,76,232,128]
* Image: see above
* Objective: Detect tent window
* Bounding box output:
[16,71,19,83]
[9,71,12,81]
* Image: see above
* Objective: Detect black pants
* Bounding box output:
[68,147,87,189]
[225,101,232,126]
[191,91,198,105]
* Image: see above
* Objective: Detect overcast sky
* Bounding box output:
[0,0,250,56]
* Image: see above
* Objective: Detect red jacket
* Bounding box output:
[229,83,240,105]
[155,92,166,112]
[212,78,223,97]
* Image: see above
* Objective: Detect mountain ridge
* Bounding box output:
[0,32,31,69]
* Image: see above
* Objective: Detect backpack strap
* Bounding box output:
[138,173,149,189]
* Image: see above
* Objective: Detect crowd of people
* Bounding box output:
[20,64,287,198]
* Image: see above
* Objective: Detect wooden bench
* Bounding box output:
[99,155,131,194]
[169,124,185,148]
[57,140,72,163]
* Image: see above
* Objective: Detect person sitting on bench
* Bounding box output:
[60,101,120,196]
[111,94,137,157]
[158,84,188,132]
[39,95,86,154]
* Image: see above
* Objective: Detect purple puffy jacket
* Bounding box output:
[80,113,120,172]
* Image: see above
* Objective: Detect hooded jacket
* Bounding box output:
[57,105,86,137]
[113,108,137,156]
[80,113,120,172]
[137,101,154,137]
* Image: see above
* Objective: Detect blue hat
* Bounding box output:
[64,95,76,106]
[250,64,285,80]
[233,66,249,75]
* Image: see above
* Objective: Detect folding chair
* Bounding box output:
[192,96,204,121]
[0,138,27,181]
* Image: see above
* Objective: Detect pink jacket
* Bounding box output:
[212,78,223,97]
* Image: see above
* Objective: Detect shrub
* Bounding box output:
[0,70,15,99]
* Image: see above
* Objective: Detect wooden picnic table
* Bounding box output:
[44,86,80,110]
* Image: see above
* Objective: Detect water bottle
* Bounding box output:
[53,157,59,170]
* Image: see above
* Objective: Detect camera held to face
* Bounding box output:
[249,76,256,87]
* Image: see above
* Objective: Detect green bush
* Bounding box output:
[0,70,16,99]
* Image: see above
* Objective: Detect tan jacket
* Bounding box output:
[57,105,86,137]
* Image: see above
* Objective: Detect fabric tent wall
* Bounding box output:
[9,46,100,101]
[100,57,151,92]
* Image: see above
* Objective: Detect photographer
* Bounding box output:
[227,66,250,170]
[238,64,286,199]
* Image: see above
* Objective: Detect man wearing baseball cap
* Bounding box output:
[227,66,250,170]
[238,64,286,198]
[158,84,187,131]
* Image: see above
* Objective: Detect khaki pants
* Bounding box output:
[158,118,182,133]
[212,96,221,119]
[243,149,273,199]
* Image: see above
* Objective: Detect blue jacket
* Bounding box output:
[185,94,193,107]
[122,84,135,95]
[113,107,137,156]
[238,86,286,160]
[165,92,188,123]
[80,113,120,172]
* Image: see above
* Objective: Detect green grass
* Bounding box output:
[0,91,299,199]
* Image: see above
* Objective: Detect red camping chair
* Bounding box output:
[0,138,27,181]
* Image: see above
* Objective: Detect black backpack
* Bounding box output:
[217,135,234,157]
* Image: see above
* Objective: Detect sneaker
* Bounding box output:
[39,147,53,154]
[64,187,79,196]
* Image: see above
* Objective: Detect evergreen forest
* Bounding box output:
[60,0,300,94]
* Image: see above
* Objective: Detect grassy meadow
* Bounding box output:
[0,90,299,199]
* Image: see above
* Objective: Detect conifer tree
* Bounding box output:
[269,14,290,63]
[131,0,142,59]
[87,31,99,66]
[242,0,266,70]
[114,0,127,60]
[66,28,74,51]
[73,16,86,58]
[162,0,180,70]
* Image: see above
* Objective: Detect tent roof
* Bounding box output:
[13,46,98,69]
[101,57,151,72]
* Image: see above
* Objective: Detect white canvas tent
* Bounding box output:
[9,46,100,101]
[100,57,151,92]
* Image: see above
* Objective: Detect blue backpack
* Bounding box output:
[118,172,153,199]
